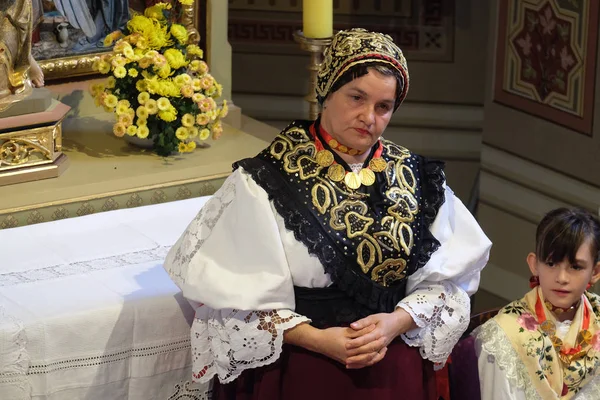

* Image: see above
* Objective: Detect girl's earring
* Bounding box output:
[587,283,592,290]
[529,275,540,289]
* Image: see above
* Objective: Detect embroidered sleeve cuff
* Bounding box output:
[397,281,470,368]
[190,307,310,384]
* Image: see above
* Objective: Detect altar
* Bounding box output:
[0,196,216,399]
[0,0,285,397]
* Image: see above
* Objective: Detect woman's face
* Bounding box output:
[320,68,397,153]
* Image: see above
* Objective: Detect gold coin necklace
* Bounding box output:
[316,149,386,190]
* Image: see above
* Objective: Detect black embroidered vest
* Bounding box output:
[234,120,445,328]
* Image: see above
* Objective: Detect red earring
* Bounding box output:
[587,283,592,290]
[529,275,540,288]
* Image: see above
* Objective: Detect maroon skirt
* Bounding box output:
[213,339,436,400]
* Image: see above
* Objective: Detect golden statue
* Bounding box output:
[0,0,44,112]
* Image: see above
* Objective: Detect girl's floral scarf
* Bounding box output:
[494,287,600,398]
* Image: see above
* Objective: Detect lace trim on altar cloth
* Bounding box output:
[473,320,542,400]
[0,304,30,399]
[0,246,170,287]
[399,281,470,369]
[191,307,309,384]
[26,338,191,375]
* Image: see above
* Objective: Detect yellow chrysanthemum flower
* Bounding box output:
[118,114,133,127]
[157,64,172,79]
[104,31,123,47]
[138,57,152,69]
[104,94,118,108]
[98,61,111,74]
[128,15,154,33]
[138,91,150,104]
[205,86,216,97]
[123,46,135,59]
[126,125,138,136]
[116,103,129,116]
[158,110,177,122]
[114,66,127,78]
[188,126,199,137]
[137,125,150,139]
[154,2,172,10]
[220,100,229,118]
[196,113,210,126]
[136,106,149,119]
[190,60,208,75]
[136,79,148,92]
[191,79,202,91]
[181,113,195,127]
[106,76,116,89]
[186,141,197,151]
[178,0,194,5]
[178,142,188,153]
[156,97,171,111]
[145,99,158,114]
[113,123,126,137]
[175,127,189,140]
[186,44,203,59]
[173,75,185,87]
[199,98,213,112]
[136,117,147,126]
[181,85,193,98]
[144,5,166,20]
[128,68,139,78]
[192,93,205,103]
[89,83,99,96]
[117,99,130,108]
[170,24,188,45]
[199,128,210,140]
[164,49,188,70]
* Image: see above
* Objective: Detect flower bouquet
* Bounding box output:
[90,1,227,156]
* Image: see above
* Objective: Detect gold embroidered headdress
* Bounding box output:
[316,28,409,110]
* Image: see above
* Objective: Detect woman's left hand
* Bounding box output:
[344,308,416,367]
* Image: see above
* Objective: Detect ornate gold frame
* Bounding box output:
[38,2,201,81]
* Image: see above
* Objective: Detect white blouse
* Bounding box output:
[164,167,492,384]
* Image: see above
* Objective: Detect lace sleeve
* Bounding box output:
[191,306,310,384]
[398,280,470,369]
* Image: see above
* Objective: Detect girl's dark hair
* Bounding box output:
[536,208,600,265]
[326,62,403,110]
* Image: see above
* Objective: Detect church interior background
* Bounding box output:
[1,0,600,397]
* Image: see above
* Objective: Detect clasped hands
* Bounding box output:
[316,308,415,369]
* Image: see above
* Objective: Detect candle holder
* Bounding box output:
[293,31,332,121]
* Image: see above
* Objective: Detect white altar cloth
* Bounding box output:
[0,198,212,400]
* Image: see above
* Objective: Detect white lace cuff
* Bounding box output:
[398,281,470,369]
[191,306,310,384]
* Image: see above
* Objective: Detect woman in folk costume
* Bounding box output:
[163,28,491,400]
[474,208,600,399]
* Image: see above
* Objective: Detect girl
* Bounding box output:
[474,208,600,399]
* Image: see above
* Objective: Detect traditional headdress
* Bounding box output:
[316,28,409,111]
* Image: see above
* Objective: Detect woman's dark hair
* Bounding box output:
[327,62,403,109]
[536,208,600,265]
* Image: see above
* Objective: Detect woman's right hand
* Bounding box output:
[314,326,388,368]
[284,323,387,368]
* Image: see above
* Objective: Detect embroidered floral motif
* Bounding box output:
[191,307,309,384]
[477,290,600,399]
